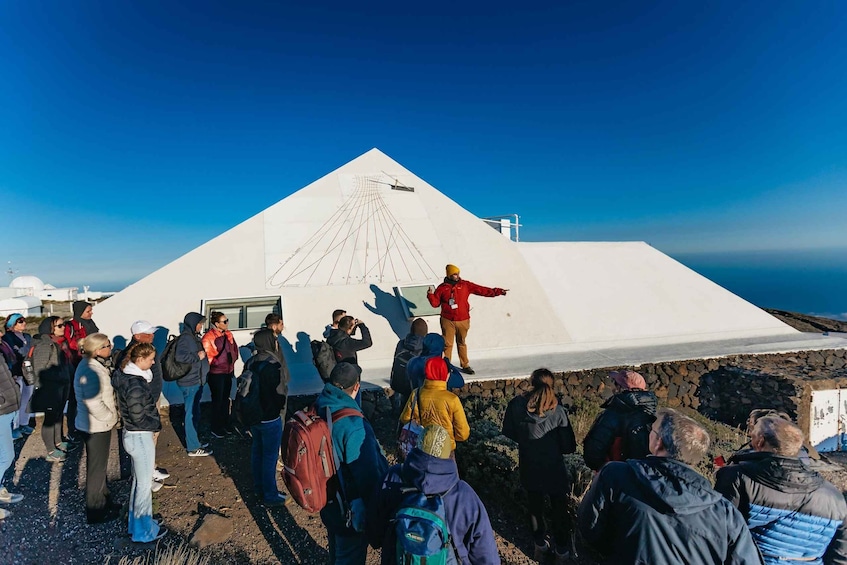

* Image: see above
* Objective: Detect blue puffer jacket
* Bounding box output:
[715,451,847,565]
[407,334,465,391]
[366,448,500,565]
[314,383,388,534]
[175,312,210,388]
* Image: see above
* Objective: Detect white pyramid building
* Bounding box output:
[96,148,809,399]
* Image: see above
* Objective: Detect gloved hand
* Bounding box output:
[350,498,366,532]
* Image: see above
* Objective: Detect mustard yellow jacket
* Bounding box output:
[400,380,470,450]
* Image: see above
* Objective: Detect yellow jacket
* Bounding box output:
[400,380,470,450]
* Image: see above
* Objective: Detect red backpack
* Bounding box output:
[281,404,362,513]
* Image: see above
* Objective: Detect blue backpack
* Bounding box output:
[394,487,459,565]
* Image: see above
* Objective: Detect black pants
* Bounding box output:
[527,490,571,551]
[82,431,111,510]
[207,372,234,435]
[41,410,64,453]
[66,383,78,436]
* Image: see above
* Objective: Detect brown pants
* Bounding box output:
[440,317,471,368]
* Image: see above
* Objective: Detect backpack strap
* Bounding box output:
[326,406,364,527]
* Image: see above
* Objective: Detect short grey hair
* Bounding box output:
[654,408,711,465]
[754,416,804,457]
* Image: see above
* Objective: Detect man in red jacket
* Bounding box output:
[427,264,507,375]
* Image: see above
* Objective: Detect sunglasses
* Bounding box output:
[15,319,26,324]
[218,319,229,324]
[55,323,65,328]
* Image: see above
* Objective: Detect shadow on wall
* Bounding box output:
[363,284,409,341]
[280,331,312,365]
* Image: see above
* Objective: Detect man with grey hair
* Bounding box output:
[715,416,847,564]
[578,408,762,564]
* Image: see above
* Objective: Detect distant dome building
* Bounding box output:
[10,275,45,294]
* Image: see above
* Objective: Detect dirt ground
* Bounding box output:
[0,403,538,565]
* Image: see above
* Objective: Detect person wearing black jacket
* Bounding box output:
[582,369,657,471]
[715,416,847,565]
[174,312,211,457]
[502,368,576,564]
[113,342,166,543]
[2,314,34,438]
[578,408,763,564]
[30,317,75,462]
[0,336,23,517]
[326,315,372,367]
[115,320,168,483]
[246,329,290,506]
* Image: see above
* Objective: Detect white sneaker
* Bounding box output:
[188,448,213,457]
[151,481,163,493]
[152,468,170,481]
[0,487,23,504]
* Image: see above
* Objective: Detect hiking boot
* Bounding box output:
[46,449,66,463]
[152,468,170,481]
[19,425,34,435]
[461,366,476,375]
[553,549,571,565]
[11,428,23,441]
[533,540,551,562]
[0,487,23,504]
[188,448,213,457]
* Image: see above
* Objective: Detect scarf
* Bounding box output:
[124,362,153,383]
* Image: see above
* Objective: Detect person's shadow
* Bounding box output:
[363,284,409,340]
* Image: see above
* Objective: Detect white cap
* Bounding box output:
[130,320,160,335]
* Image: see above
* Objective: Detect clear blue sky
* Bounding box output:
[2,1,846,289]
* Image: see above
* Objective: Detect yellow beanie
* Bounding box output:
[446,264,460,277]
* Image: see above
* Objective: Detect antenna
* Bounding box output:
[6,261,17,283]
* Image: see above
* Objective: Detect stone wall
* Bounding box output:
[453,348,847,430]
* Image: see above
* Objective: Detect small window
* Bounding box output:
[395,285,441,319]
[202,296,282,331]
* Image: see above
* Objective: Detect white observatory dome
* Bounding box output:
[10,275,45,292]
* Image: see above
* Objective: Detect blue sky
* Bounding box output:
[2,1,846,290]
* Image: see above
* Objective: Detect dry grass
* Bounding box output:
[104,542,210,565]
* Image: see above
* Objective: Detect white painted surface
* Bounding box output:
[93,148,808,402]
[810,388,847,452]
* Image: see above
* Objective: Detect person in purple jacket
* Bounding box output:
[367,424,499,565]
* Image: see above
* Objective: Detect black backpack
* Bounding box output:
[390,349,416,396]
[621,411,656,460]
[311,340,336,382]
[161,334,191,382]
[234,358,268,428]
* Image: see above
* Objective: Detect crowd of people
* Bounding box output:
[0,272,845,565]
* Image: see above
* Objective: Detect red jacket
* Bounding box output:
[427,278,504,322]
[201,328,239,374]
[65,320,87,366]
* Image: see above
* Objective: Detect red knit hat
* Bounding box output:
[610,370,647,391]
[424,356,449,382]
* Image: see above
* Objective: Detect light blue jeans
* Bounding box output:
[179,384,202,452]
[0,411,15,485]
[123,430,160,542]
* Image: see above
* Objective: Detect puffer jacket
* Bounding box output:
[715,451,847,565]
[582,389,658,471]
[406,333,465,391]
[427,277,505,322]
[175,313,210,387]
[367,448,500,565]
[2,331,31,376]
[112,367,162,432]
[201,327,238,374]
[0,360,20,416]
[400,380,470,451]
[114,338,163,400]
[502,395,576,493]
[578,457,763,564]
[314,383,388,535]
[74,356,118,433]
[29,323,73,412]
[326,324,372,366]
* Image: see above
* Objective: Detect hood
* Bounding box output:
[424,356,449,381]
[315,381,360,414]
[183,312,205,334]
[604,390,658,414]
[325,328,346,347]
[38,317,60,337]
[402,333,424,352]
[401,448,460,496]
[731,451,823,494]
[627,457,722,515]
[442,276,459,286]
[72,301,91,320]
[253,328,278,354]
[421,333,445,356]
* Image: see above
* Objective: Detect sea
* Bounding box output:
[673,247,847,321]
